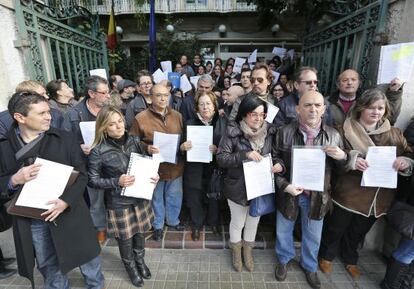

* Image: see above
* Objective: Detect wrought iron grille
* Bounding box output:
[302,0,389,95]
[14,0,109,94]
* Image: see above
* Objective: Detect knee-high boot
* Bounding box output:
[132,233,151,279]
[117,238,144,287]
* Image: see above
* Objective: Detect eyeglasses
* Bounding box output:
[300,80,318,85]
[250,77,266,84]
[153,93,169,99]
[273,89,284,92]
[94,90,109,95]
[248,112,267,119]
[140,82,153,87]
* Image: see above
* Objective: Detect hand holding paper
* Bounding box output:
[11,163,42,186]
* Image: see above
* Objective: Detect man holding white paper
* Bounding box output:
[63,75,109,242]
[131,84,185,241]
[273,91,347,289]
[0,92,104,288]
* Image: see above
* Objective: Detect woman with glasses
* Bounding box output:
[180,91,225,241]
[318,89,413,280]
[217,95,281,272]
[271,82,287,104]
[88,106,158,287]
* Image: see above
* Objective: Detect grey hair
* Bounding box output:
[197,74,215,86]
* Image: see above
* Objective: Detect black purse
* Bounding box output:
[207,168,224,200]
[386,201,414,239]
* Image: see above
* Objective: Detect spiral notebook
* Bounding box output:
[121,153,160,200]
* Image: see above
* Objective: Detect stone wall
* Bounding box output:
[0,2,27,111]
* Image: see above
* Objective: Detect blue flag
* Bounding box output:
[149,0,156,73]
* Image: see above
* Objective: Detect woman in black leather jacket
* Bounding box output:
[88,105,157,288]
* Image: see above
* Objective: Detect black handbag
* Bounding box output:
[207,168,224,200]
[249,193,276,217]
[386,201,414,239]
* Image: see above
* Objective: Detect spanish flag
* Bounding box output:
[107,0,116,51]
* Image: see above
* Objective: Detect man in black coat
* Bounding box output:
[0,92,104,288]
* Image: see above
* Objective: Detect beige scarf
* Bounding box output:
[240,120,268,151]
[343,118,391,156]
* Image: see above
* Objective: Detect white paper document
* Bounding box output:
[248,49,257,63]
[287,49,295,60]
[362,146,397,188]
[186,126,213,163]
[377,42,414,84]
[271,71,280,84]
[291,147,326,191]
[89,68,107,80]
[180,75,192,94]
[190,76,200,88]
[153,131,180,164]
[152,68,167,84]
[243,154,275,200]
[233,57,246,74]
[16,158,74,209]
[265,102,279,123]
[122,153,160,200]
[79,121,96,146]
[272,47,286,58]
[160,60,172,73]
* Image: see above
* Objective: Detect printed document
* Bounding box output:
[79,121,96,146]
[362,146,397,188]
[377,42,414,84]
[16,158,74,209]
[152,131,180,164]
[291,147,326,191]
[265,102,279,123]
[186,126,213,163]
[243,154,275,200]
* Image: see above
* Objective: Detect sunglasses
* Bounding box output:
[300,80,318,85]
[250,77,266,84]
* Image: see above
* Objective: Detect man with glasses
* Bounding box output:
[275,66,319,126]
[125,70,154,129]
[63,75,110,244]
[326,69,403,128]
[130,84,185,242]
[229,63,274,121]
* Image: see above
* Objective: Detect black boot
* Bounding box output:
[381,257,409,289]
[400,261,414,289]
[132,233,151,279]
[117,238,144,287]
[0,265,16,279]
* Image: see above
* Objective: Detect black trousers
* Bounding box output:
[186,187,220,228]
[319,204,377,265]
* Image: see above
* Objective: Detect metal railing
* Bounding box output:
[74,0,256,14]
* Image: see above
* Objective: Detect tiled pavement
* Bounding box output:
[0,227,389,289]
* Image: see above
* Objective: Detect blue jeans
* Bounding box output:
[31,220,70,289]
[152,176,183,230]
[393,238,414,265]
[87,186,107,231]
[31,220,105,289]
[275,194,324,272]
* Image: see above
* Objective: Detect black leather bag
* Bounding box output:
[207,168,224,200]
[386,201,414,239]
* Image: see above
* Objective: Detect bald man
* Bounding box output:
[327,69,403,128]
[272,91,348,289]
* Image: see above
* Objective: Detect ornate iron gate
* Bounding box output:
[14,0,109,94]
[302,0,389,95]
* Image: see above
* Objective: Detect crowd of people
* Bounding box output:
[0,53,413,289]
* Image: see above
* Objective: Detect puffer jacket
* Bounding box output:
[216,121,278,206]
[88,133,147,209]
[273,121,347,220]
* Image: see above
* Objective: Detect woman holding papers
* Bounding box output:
[319,89,413,280]
[88,106,157,288]
[181,91,224,241]
[216,95,281,272]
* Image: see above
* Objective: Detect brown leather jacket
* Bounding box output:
[272,121,347,220]
[129,106,184,181]
[332,120,413,217]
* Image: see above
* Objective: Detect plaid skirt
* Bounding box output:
[107,200,154,240]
